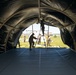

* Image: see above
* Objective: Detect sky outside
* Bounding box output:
[23,23,60,34]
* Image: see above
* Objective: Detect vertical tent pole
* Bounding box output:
[47,25,49,47]
[48,25,49,36]
[38,0,41,21]
[32,24,33,33]
[38,0,41,34]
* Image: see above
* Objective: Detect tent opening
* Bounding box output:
[16,23,69,49]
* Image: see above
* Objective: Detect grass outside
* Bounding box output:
[17,35,69,48]
[50,35,69,48]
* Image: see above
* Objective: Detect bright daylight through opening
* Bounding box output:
[17,23,69,48]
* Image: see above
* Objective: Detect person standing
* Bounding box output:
[29,33,37,51]
[37,34,41,44]
[18,40,20,48]
[47,35,51,46]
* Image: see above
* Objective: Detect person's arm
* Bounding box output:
[33,36,37,39]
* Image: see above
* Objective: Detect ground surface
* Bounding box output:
[0,48,76,75]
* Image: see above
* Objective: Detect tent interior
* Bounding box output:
[1,0,76,75]
[0,0,76,52]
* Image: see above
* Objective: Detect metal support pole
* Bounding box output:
[48,25,49,36]
[32,24,33,33]
[38,0,41,21]
[47,25,49,47]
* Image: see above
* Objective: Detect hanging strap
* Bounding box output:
[38,0,45,36]
[40,19,45,36]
